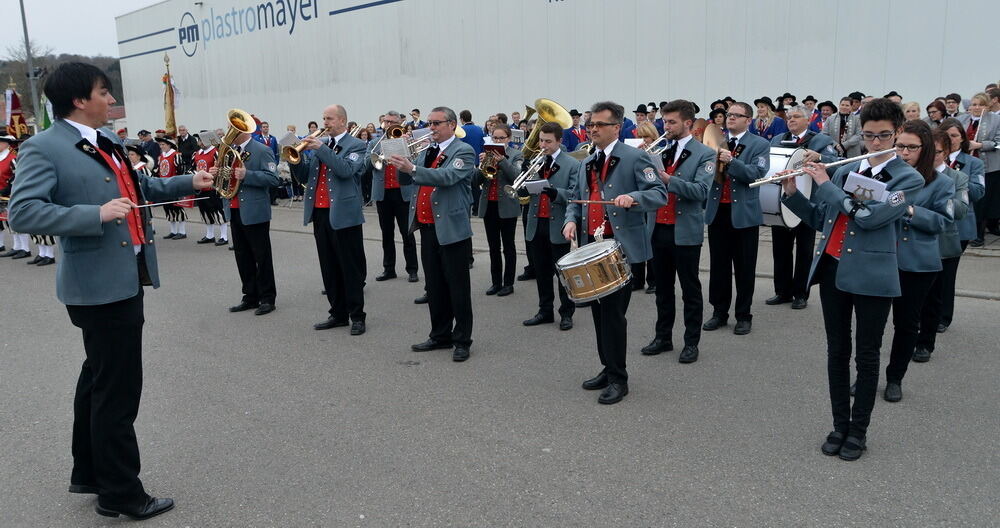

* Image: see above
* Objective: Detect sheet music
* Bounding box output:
[523,179,551,195]
[379,138,410,159]
[844,171,888,202]
[278,132,299,148]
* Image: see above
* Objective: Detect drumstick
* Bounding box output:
[133,197,211,209]
[570,199,615,205]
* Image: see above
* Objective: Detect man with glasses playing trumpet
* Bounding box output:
[299,104,369,335]
[388,107,477,362]
[476,123,521,297]
[368,110,419,283]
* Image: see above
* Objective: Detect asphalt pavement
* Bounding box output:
[1,202,997,527]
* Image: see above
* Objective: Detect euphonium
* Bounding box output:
[213,108,255,199]
[283,127,329,165]
[521,98,573,160]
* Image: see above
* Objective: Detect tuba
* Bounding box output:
[214,108,256,199]
[521,98,573,161]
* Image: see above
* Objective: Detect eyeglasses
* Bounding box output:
[585,121,619,129]
[426,120,453,127]
[861,132,895,141]
[895,144,922,152]
[934,149,945,154]
[491,136,509,142]
[725,112,750,119]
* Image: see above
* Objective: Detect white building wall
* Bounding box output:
[116,0,996,133]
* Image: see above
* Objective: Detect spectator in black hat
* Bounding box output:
[563,109,587,152]
[802,95,821,132]
[883,91,902,104]
[848,92,864,114]
[816,100,837,132]
[710,99,727,111]
[750,96,788,140]
[138,129,161,163]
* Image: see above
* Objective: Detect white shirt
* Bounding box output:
[434,134,457,153]
[727,129,748,145]
[161,148,176,158]
[65,118,99,147]
[671,134,693,164]
[0,148,9,162]
[936,163,948,173]
[948,150,959,164]
[547,148,562,161]
[599,139,619,159]
[858,153,896,176]
[237,137,253,151]
[332,130,348,146]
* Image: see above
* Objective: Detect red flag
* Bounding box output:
[5,88,28,138]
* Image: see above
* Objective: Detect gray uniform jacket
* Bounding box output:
[898,173,954,273]
[407,138,477,245]
[705,132,769,228]
[369,132,416,203]
[564,141,668,264]
[303,134,367,229]
[957,112,1000,172]
[938,167,969,259]
[223,139,280,225]
[9,120,196,305]
[950,152,985,240]
[477,146,522,220]
[649,138,716,246]
[781,157,925,297]
[526,150,580,244]
[770,131,839,163]
[822,113,863,157]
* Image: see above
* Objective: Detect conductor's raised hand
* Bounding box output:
[99,197,137,223]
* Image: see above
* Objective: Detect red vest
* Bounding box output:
[656,160,680,224]
[416,153,445,224]
[314,163,331,208]
[537,166,552,218]
[158,151,179,178]
[587,155,611,235]
[383,164,400,189]
[96,148,146,246]
[0,151,15,190]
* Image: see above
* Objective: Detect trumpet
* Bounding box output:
[371,133,434,169]
[282,127,329,165]
[504,152,545,198]
[643,130,671,155]
[369,124,405,170]
[479,148,505,180]
[748,148,897,188]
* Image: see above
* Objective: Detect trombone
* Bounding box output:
[282,127,329,165]
[748,148,897,188]
[369,124,405,170]
[504,152,545,198]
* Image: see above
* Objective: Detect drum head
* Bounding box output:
[557,240,619,268]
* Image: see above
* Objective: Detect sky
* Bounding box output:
[13,0,163,58]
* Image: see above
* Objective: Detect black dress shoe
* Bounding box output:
[38,257,55,266]
[641,338,673,356]
[173,233,187,240]
[912,347,932,363]
[678,345,699,363]
[407,273,419,283]
[350,321,366,335]
[523,313,554,326]
[765,294,793,305]
[0,248,18,257]
[733,320,752,335]
[414,294,428,304]
[645,285,656,294]
[598,382,628,404]
[559,316,573,331]
[791,297,808,310]
[27,255,43,265]
[196,236,214,244]
[254,303,276,315]
[452,345,470,362]
[936,323,947,334]
[163,233,177,239]
[884,382,902,402]
[516,271,535,281]
[838,436,866,461]
[411,339,453,352]
[214,238,228,246]
[497,285,514,296]
[821,431,846,456]
[11,250,30,259]
[485,285,501,295]
[229,301,259,312]
[68,483,100,494]
[581,372,609,390]
[314,317,349,330]
[702,316,727,331]
[375,271,397,281]
[96,497,174,520]
[969,238,984,247]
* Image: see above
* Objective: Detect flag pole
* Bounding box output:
[163,53,177,137]
[17,0,41,134]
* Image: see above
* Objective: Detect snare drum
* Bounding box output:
[555,240,632,303]
[759,147,811,228]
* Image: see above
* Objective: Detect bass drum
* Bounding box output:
[759,147,811,228]
[555,240,631,303]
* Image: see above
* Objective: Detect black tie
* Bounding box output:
[663,144,678,165]
[424,145,440,168]
[595,151,607,172]
[543,155,553,174]
[727,138,737,152]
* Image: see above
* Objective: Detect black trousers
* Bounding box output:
[585,235,633,384]
[66,291,150,507]
[651,224,703,346]
[231,209,276,305]
[708,204,759,321]
[521,204,534,275]
[917,256,961,352]
[939,241,967,326]
[886,270,937,383]
[313,209,366,322]
[420,225,473,347]
[375,188,418,274]
[771,223,815,299]
[817,256,892,439]
[529,217,574,318]
[483,201,517,288]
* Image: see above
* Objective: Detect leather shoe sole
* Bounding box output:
[411,340,453,352]
[581,373,609,390]
[452,346,470,362]
[559,317,573,331]
[821,431,846,456]
[523,314,554,326]
[702,317,727,331]
[96,497,174,520]
[68,484,100,494]
[254,304,276,316]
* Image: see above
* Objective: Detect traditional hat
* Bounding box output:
[753,96,776,111]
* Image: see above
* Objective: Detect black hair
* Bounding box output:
[539,121,563,139]
[938,118,970,153]
[459,109,472,122]
[43,62,112,119]
[944,93,961,103]
[899,120,936,183]
[859,98,905,129]
[661,99,696,122]
[308,121,318,128]
[590,101,624,124]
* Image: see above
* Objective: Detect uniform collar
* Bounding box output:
[436,134,457,151]
[599,139,619,158]
[238,137,253,150]
[64,118,99,146]
[548,148,562,160]
[859,153,896,175]
[948,150,959,163]
[727,129,747,143]
[936,163,948,172]
[674,134,693,151]
[161,148,176,157]
[333,130,348,144]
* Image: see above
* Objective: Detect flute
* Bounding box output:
[748,148,897,188]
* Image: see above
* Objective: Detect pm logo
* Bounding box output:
[179,12,199,57]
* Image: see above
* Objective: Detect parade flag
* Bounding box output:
[40,95,52,130]
[5,86,29,138]
[163,53,177,137]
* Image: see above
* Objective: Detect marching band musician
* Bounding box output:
[562,101,667,405]
[369,111,419,283]
[388,106,477,362]
[191,134,228,246]
[882,120,954,403]
[300,104,369,335]
[523,122,579,330]
[957,93,1000,243]
[477,123,521,297]
[155,136,189,240]
[640,100,715,363]
[0,134,25,257]
[779,98,924,461]
[703,102,769,336]
[218,122,281,316]
[765,105,839,310]
[8,62,215,520]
